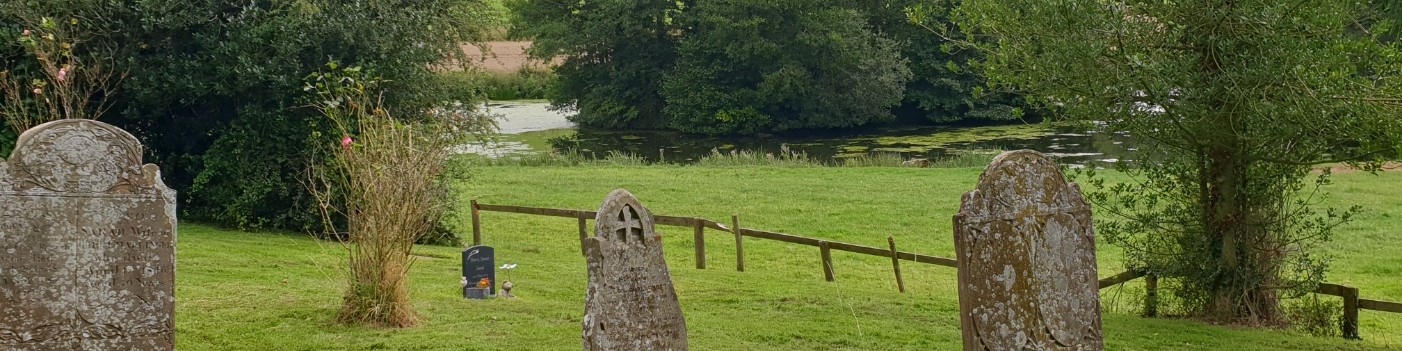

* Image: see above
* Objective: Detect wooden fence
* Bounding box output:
[468,200,1400,339]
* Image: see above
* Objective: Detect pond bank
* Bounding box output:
[470,101,1137,165]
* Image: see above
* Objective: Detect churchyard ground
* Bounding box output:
[175,165,1402,350]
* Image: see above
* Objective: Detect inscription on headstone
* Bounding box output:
[0,120,178,350]
[462,245,495,298]
[582,189,686,351]
[953,150,1103,351]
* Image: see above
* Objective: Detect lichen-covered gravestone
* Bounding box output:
[581,189,686,351]
[0,120,177,350]
[953,150,1103,351]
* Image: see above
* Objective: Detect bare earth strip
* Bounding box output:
[454,41,558,73]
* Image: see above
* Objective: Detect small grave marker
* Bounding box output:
[462,245,495,299]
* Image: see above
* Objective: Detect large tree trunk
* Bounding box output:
[1203,146,1281,323]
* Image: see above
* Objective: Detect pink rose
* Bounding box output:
[31,88,42,95]
[21,30,31,37]
[341,136,353,150]
[56,68,67,82]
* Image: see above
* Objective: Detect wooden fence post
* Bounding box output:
[888,236,905,293]
[732,214,744,272]
[820,241,835,282]
[1143,273,1158,318]
[1344,286,1360,340]
[470,200,482,246]
[577,213,588,256]
[694,219,706,269]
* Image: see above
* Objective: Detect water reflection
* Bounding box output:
[468,102,1138,165]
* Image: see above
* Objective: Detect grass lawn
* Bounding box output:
[176,165,1402,350]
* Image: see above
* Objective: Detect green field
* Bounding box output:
[176,165,1402,350]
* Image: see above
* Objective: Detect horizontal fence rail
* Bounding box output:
[469,200,1401,339]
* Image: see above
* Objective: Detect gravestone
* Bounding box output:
[462,245,495,298]
[582,189,687,351]
[0,119,178,350]
[953,150,1103,351]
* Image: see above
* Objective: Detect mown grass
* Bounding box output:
[176,165,1402,350]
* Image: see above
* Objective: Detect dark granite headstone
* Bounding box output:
[462,245,495,298]
[0,120,178,350]
[953,150,1103,351]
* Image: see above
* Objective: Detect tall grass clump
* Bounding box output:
[695,145,820,167]
[306,64,484,328]
[837,152,906,167]
[930,148,1001,168]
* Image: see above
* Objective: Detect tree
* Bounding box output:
[663,0,911,134]
[2,0,496,233]
[865,0,1026,123]
[508,0,683,129]
[951,0,1402,323]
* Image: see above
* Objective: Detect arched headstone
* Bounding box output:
[462,245,495,298]
[953,150,1102,351]
[0,120,177,350]
[582,189,687,351]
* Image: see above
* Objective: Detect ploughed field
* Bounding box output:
[176,165,1402,350]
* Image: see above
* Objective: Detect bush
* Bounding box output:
[508,0,680,129]
[869,0,1028,123]
[476,67,555,101]
[306,66,478,327]
[663,0,911,134]
[1283,294,1342,338]
[1,0,498,232]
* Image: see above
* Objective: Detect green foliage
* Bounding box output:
[1,0,498,231]
[871,0,1027,123]
[474,67,555,101]
[511,0,1027,134]
[956,0,1402,322]
[190,109,328,229]
[507,0,681,129]
[663,0,911,135]
[1283,294,1343,338]
[0,127,14,156]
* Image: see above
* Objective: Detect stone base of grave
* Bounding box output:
[465,287,492,299]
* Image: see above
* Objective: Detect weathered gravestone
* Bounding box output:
[582,189,687,351]
[0,119,177,350]
[953,150,1103,351]
[462,245,495,299]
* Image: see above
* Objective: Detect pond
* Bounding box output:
[460,102,1139,165]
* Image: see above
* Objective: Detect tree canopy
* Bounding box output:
[511,0,1024,134]
[1,0,497,231]
[662,0,910,134]
[508,0,683,129]
[952,0,1402,322]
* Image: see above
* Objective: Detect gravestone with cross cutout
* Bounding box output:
[0,120,177,350]
[581,189,687,351]
[953,150,1103,351]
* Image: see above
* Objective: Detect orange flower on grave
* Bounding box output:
[477,278,491,289]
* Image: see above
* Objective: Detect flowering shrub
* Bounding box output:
[0,17,121,134]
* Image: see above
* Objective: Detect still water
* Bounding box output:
[461,102,1138,165]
